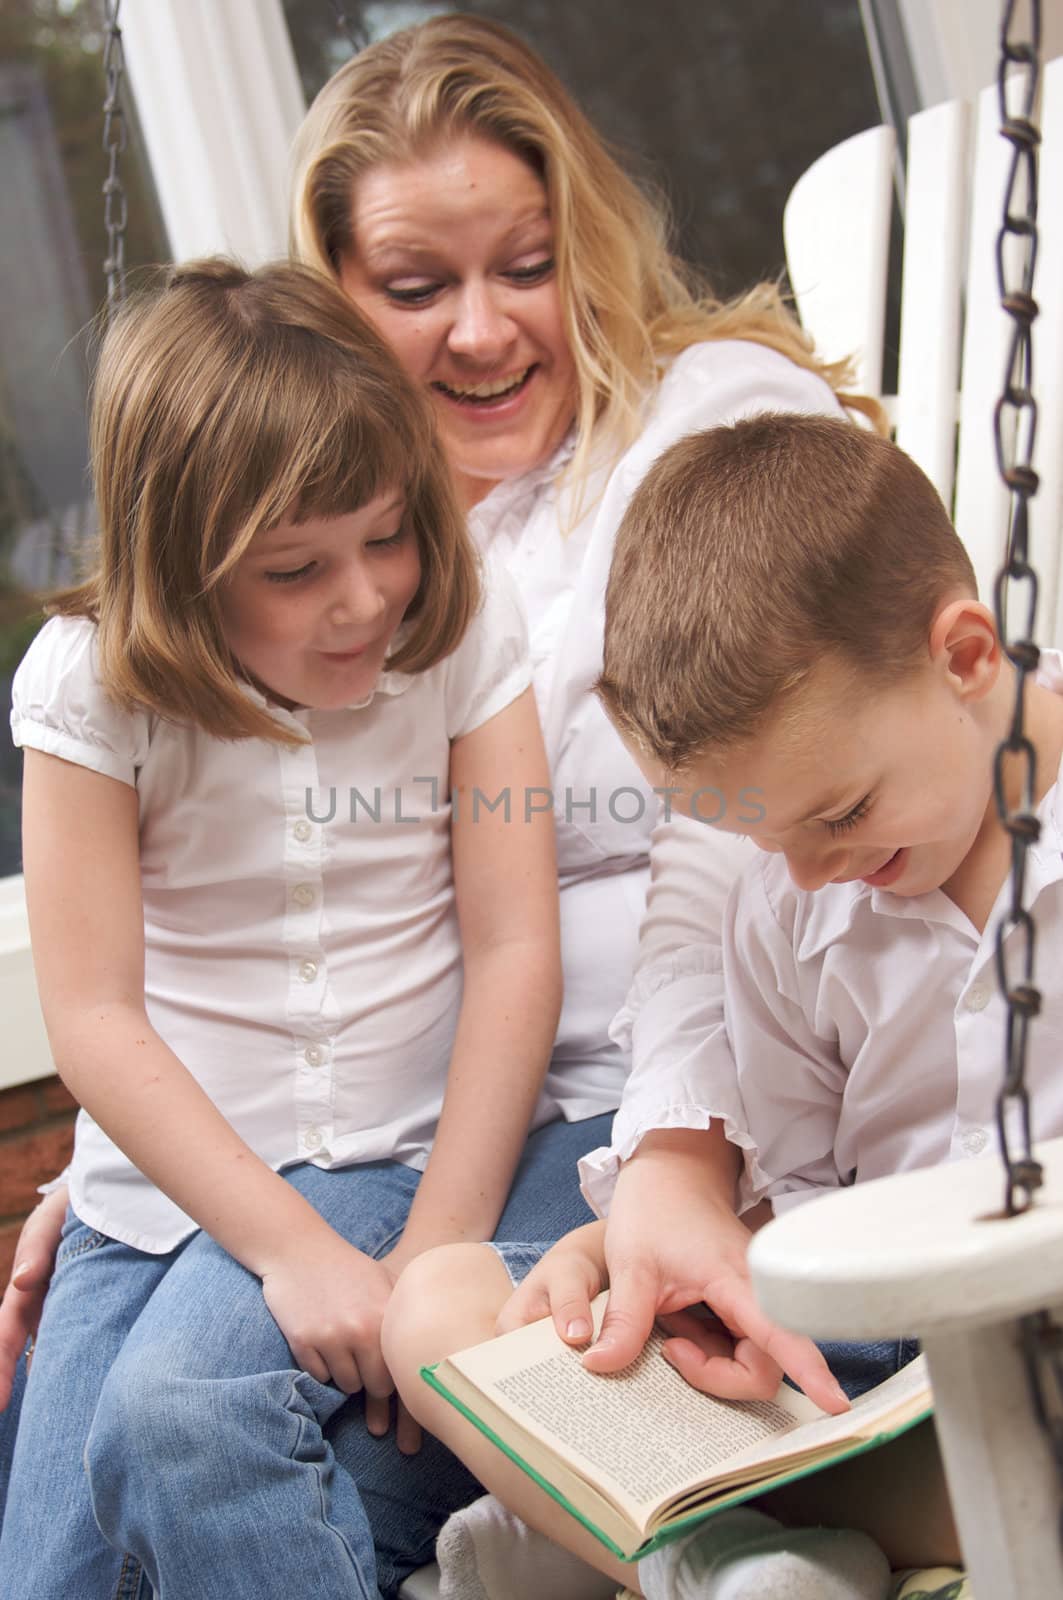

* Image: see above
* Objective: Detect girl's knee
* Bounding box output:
[383,1243,512,1406]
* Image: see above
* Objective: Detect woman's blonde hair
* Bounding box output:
[291,13,885,507]
[53,258,479,744]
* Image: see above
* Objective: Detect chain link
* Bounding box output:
[328,1,371,55]
[991,0,1043,1218]
[101,0,128,318]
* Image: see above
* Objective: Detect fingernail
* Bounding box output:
[565,1318,590,1341]
[832,1380,849,1404]
[12,1261,30,1283]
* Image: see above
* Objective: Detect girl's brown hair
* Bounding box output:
[291,13,885,513]
[53,258,479,743]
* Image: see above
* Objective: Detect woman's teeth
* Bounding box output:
[436,367,530,401]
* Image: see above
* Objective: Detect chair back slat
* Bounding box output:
[783,125,894,395]
[1032,55,1063,648]
[953,82,1014,608]
[895,99,969,506]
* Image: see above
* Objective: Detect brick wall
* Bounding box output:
[0,1076,77,1284]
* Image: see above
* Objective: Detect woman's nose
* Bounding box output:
[447,281,516,362]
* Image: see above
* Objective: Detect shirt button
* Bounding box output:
[293,821,312,843]
[965,983,991,1011]
[963,1128,989,1156]
[292,883,315,907]
[298,959,318,983]
[303,1126,323,1151]
[304,1044,324,1067]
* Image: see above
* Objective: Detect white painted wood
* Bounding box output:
[783,125,895,396]
[119,0,307,264]
[894,99,968,503]
[0,876,52,1091]
[1032,55,1063,650]
[750,1138,1063,1599]
[953,81,1013,608]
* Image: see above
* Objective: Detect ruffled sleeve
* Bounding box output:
[10,616,150,786]
[445,563,532,740]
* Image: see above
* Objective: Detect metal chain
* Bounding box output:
[991,0,1043,1218]
[328,1,370,55]
[101,0,128,317]
[990,0,1063,1534]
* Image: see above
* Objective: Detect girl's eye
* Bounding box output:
[384,281,439,307]
[366,529,405,550]
[826,797,872,836]
[506,255,554,286]
[265,562,316,584]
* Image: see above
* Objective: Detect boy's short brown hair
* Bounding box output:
[55,258,478,744]
[598,414,977,770]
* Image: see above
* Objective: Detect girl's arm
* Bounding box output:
[387,686,561,1268]
[21,749,395,1397]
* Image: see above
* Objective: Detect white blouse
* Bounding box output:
[11,581,529,1252]
[583,657,1063,1218]
[468,339,843,1116]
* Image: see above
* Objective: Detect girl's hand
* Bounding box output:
[494,1221,608,1345]
[0,1185,69,1410]
[260,1235,395,1400]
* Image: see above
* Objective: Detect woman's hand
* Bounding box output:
[260,1233,396,1401]
[0,1185,69,1409]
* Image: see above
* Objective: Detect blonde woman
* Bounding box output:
[2,16,875,1597]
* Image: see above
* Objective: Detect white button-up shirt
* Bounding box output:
[583,657,1063,1217]
[11,581,529,1251]
[470,339,842,1113]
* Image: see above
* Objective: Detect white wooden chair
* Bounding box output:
[749,54,1063,1600]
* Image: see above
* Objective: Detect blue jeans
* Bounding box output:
[0,1112,610,1600]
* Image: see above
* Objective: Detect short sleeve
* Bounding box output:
[445,564,532,740]
[10,616,150,786]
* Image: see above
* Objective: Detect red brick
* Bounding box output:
[0,1126,75,1217]
[0,1221,23,1289]
[0,1086,41,1137]
[38,1077,79,1118]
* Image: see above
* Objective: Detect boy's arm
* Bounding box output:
[387,687,561,1268]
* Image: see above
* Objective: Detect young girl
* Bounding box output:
[0,258,560,1600]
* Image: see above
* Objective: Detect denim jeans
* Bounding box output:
[0,1111,610,1600]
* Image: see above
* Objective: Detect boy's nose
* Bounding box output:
[783,842,848,893]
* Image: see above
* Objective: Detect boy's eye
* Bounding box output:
[265,561,316,584]
[825,797,872,836]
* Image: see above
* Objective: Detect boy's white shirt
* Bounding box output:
[582,652,1063,1218]
[11,577,531,1253]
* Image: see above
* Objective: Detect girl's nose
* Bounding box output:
[447,281,517,363]
[783,840,847,893]
[330,562,386,627]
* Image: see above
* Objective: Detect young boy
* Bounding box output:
[384,416,1063,1599]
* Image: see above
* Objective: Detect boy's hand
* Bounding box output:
[589,1130,850,1414]
[495,1221,608,1344]
[0,1186,69,1410]
[260,1235,395,1403]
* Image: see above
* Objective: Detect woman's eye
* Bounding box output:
[383,281,439,306]
[506,256,554,286]
[265,562,316,584]
[826,797,872,836]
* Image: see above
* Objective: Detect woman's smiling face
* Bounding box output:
[339,135,578,508]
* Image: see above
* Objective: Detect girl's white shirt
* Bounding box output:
[468,339,843,1117]
[11,578,529,1252]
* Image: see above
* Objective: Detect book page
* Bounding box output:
[448,1296,822,1519]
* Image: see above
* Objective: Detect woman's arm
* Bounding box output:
[21,750,396,1396]
[389,687,561,1267]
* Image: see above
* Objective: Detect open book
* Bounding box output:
[422,1293,931,1562]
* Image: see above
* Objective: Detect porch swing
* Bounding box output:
[95,4,1063,1596]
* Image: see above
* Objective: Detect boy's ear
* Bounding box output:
[928,597,1000,699]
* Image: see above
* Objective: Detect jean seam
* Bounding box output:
[113,1550,145,1599]
[285,1374,376,1600]
[56,1230,110,1270]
